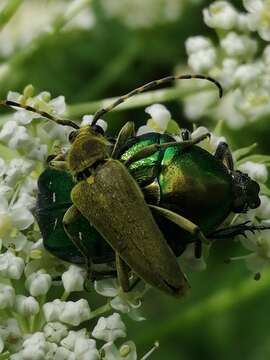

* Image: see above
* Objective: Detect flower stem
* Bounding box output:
[61,290,70,301]
[89,302,112,320]
[0,0,23,31]
[30,294,46,333]
[0,352,10,360]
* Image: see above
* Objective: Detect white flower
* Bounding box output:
[0,251,24,279]
[184,91,217,120]
[21,332,47,360]
[81,115,108,133]
[74,338,99,360]
[61,265,86,293]
[137,103,171,135]
[95,279,144,320]
[185,36,213,55]
[243,0,270,40]
[59,299,91,326]
[100,0,183,29]
[0,121,30,149]
[0,121,47,160]
[255,195,270,220]
[54,346,75,360]
[25,269,52,296]
[7,90,66,125]
[92,313,126,342]
[238,161,268,183]
[0,319,22,351]
[0,283,15,309]
[145,104,171,132]
[60,329,89,351]
[186,37,216,73]
[43,300,66,323]
[43,322,68,344]
[15,295,40,316]
[203,1,239,30]
[220,32,257,59]
[188,47,216,73]
[2,158,34,187]
[240,229,270,273]
[102,341,137,360]
[44,342,58,360]
[191,126,226,153]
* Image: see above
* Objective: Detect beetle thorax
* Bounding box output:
[67,126,109,178]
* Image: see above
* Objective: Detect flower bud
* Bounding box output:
[15,295,40,316]
[43,299,65,322]
[0,251,24,280]
[59,299,91,326]
[0,283,15,309]
[203,1,238,30]
[62,265,85,293]
[25,269,52,297]
[92,313,126,342]
[43,322,68,344]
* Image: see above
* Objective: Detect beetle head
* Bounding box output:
[67,125,110,177]
[231,170,261,213]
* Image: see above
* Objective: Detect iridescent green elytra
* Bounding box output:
[36,167,114,265]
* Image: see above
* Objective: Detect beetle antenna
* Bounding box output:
[92,74,223,125]
[0,99,80,129]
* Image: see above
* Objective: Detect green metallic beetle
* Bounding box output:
[1,74,268,297]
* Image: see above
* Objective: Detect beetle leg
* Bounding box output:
[208,221,270,240]
[125,132,210,167]
[149,204,209,245]
[214,142,234,171]
[115,253,131,292]
[112,121,135,159]
[48,160,69,171]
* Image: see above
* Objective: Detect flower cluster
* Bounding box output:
[180,0,270,128]
[0,0,95,58]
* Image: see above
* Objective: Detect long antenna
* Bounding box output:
[0,100,80,129]
[92,74,223,125]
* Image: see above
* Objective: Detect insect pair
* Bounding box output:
[1,75,268,297]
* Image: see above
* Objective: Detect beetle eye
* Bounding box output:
[68,130,77,143]
[91,124,104,136]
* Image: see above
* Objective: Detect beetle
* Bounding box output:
[1,74,269,296]
[36,131,269,272]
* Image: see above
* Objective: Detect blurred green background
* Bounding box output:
[1,0,270,359]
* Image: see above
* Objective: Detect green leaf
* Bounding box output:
[233,143,258,161]
[167,119,181,134]
[237,154,270,166]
